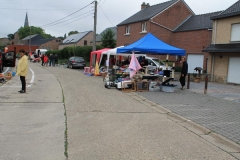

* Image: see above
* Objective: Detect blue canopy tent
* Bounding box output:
[117,33,186,86]
[117,33,185,56]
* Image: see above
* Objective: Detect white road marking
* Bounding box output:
[2,67,10,74]
[27,68,34,87]
[1,68,35,88]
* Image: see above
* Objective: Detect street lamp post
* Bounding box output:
[29,25,31,54]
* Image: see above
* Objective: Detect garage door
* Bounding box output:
[227,57,240,84]
[187,54,204,73]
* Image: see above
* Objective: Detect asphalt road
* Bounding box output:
[0,62,239,160]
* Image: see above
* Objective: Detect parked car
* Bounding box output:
[137,56,167,72]
[67,56,86,69]
[0,52,3,73]
[0,51,16,73]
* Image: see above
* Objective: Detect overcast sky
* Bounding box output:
[0,0,238,38]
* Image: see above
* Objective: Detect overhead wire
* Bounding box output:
[0,7,81,11]
[44,13,93,30]
[97,0,116,27]
[40,2,93,27]
[99,5,115,27]
[41,9,94,28]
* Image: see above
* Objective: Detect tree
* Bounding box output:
[18,26,53,39]
[58,36,64,40]
[7,34,14,40]
[68,31,79,36]
[64,33,67,39]
[101,29,116,48]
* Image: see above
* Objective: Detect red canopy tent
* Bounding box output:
[90,48,111,68]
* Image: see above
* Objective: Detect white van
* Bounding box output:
[35,49,48,57]
[142,56,167,71]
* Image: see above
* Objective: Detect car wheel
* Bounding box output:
[70,64,73,69]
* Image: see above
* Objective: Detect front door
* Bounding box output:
[3,51,16,67]
[227,57,240,84]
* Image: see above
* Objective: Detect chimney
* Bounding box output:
[141,2,150,10]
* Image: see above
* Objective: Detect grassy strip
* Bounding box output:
[62,89,68,158]
[55,75,68,159]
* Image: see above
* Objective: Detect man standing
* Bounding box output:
[54,54,58,66]
[40,53,44,66]
[17,49,28,93]
[49,54,55,66]
[180,56,188,90]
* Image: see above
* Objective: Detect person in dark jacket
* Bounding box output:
[180,56,188,89]
[40,53,44,66]
[49,54,55,66]
[54,54,58,66]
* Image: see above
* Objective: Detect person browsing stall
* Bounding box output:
[180,56,188,90]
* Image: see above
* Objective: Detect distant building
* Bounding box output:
[32,38,62,51]
[95,27,117,46]
[24,12,29,27]
[21,34,45,45]
[0,38,10,46]
[59,31,93,50]
[7,34,62,53]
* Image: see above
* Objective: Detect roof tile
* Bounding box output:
[117,0,178,26]
[175,11,221,32]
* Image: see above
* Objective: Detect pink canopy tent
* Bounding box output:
[90,48,111,68]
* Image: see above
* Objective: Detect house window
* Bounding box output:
[141,22,147,32]
[125,25,130,35]
[84,40,87,45]
[231,23,240,42]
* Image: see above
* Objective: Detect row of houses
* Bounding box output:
[0,0,239,84]
[116,0,240,84]
[2,26,117,54]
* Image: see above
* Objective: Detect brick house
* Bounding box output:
[117,0,194,60]
[7,34,62,53]
[116,0,223,73]
[173,11,221,72]
[0,38,10,46]
[21,34,45,45]
[7,45,38,54]
[32,38,62,51]
[59,31,93,50]
[203,0,240,84]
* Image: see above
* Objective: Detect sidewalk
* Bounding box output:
[0,63,65,160]
[137,81,240,147]
[189,81,240,103]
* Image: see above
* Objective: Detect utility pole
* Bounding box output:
[29,25,31,54]
[92,0,97,52]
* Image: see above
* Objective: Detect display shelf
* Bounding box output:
[122,81,136,92]
[136,81,149,92]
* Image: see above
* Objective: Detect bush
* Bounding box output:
[46,45,104,63]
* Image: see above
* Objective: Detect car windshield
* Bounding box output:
[75,57,84,61]
[152,58,165,65]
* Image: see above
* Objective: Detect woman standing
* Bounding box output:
[17,49,28,93]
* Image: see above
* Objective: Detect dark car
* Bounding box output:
[0,52,3,73]
[0,51,16,73]
[67,56,86,69]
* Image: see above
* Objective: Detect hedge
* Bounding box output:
[45,45,104,62]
